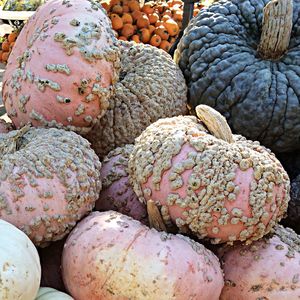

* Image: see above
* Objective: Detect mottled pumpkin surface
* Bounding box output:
[175,0,300,153]
[85,40,187,158]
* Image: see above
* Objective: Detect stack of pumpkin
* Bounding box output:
[100,0,205,51]
[0,31,19,63]
[1,0,300,299]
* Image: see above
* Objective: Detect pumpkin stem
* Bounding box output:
[257,0,293,60]
[195,105,233,143]
[0,124,31,156]
[147,199,167,232]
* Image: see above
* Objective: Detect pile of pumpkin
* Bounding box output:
[100,0,205,50]
[0,31,19,63]
[1,0,300,299]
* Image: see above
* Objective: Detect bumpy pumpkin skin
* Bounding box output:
[218,225,300,299]
[3,0,120,134]
[0,219,41,300]
[128,115,290,244]
[0,127,101,246]
[62,211,224,300]
[175,0,300,153]
[85,41,187,158]
[95,144,148,224]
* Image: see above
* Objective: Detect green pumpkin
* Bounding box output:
[175,0,300,154]
[35,287,73,300]
[3,0,45,11]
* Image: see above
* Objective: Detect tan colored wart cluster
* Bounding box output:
[128,105,290,244]
[85,40,187,158]
[0,126,102,246]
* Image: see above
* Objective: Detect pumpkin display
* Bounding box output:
[35,287,73,300]
[39,238,66,292]
[218,225,300,299]
[0,126,101,246]
[84,40,187,158]
[0,219,41,300]
[174,0,300,153]
[95,144,148,224]
[2,0,120,134]
[128,105,290,244]
[62,211,224,300]
[0,31,20,63]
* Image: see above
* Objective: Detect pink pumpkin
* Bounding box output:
[62,211,224,300]
[128,105,290,244]
[3,0,120,134]
[0,126,101,246]
[218,225,300,299]
[95,144,148,224]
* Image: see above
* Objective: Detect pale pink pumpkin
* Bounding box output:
[0,127,101,246]
[128,105,290,244]
[3,0,120,134]
[218,225,300,299]
[62,211,224,300]
[95,145,148,224]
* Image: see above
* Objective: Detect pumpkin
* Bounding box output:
[218,225,300,299]
[128,105,290,244]
[62,211,224,300]
[84,40,187,158]
[0,126,101,246]
[39,238,66,292]
[35,287,73,300]
[95,144,148,224]
[0,219,41,300]
[175,0,300,153]
[2,0,120,134]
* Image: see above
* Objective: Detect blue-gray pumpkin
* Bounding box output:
[175,0,300,153]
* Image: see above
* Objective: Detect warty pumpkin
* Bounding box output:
[128,105,290,244]
[84,40,187,158]
[175,0,300,153]
[0,126,101,246]
[3,0,120,134]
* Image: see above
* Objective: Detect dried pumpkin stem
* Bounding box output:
[147,200,167,232]
[258,0,293,60]
[195,105,233,143]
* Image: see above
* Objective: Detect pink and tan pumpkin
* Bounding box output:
[0,126,101,246]
[128,105,290,244]
[95,144,148,224]
[3,0,120,134]
[218,225,300,299]
[62,211,224,300]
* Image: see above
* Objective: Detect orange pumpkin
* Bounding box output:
[150,34,161,47]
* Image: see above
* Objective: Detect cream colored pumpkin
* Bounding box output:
[35,287,73,300]
[0,219,41,300]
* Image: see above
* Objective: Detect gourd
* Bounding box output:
[35,287,73,300]
[0,219,41,300]
[218,225,300,299]
[128,105,290,244]
[0,126,101,246]
[3,0,120,134]
[96,144,148,224]
[62,211,224,300]
[175,0,300,153]
[84,40,187,158]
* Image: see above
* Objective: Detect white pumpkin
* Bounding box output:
[35,287,73,300]
[0,219,41,300]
